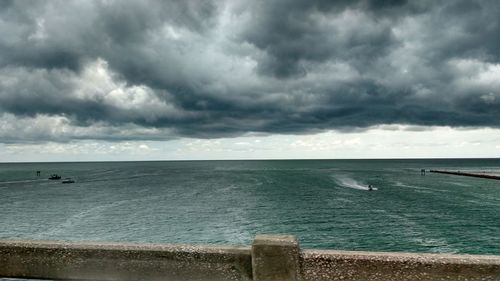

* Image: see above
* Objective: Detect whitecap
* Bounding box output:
[334,175,378,191]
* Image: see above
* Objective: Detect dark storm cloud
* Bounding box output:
[237,0,429,78]
[0,0,499,142]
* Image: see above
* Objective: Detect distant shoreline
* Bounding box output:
[1,157,500,164]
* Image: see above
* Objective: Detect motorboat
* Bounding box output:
[62,178,75,184]
[48,174,61,180]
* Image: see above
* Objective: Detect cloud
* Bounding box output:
[236,0,410,78]
[0,113,174,143]
[5,141,158,158]
[0,0,499,144]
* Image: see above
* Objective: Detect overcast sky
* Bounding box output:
[1,0,499,161]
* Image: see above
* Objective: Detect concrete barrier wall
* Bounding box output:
[300,250,500,281]
[0,240,253,281]
[1,236,499,281]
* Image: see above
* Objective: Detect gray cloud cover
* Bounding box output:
[0,0,499,142]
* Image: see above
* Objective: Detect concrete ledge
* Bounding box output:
[301,249,500,281]
[1,237,500,281]
[0,240,252,281]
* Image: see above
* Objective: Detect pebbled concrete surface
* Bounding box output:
[0,240,252,281]
[1,239,499,281]
[301,249,500,281]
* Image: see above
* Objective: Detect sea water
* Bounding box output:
[0,159,499,255]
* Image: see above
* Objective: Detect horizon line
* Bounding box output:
[1,157,499,164]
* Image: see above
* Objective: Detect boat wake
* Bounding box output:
[0,179,45,185]
[335,176,377,191]
[393,181,448,193]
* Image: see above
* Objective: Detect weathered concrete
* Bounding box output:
[251,235,299,281]
[0,240,252,281]
[301,249,500,281]
[1,237,500,281]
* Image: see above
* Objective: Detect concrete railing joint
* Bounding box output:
[252,235,300,281]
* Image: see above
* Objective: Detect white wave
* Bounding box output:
[217,184,240,193]
[412,237,458,254]
[393,181,451,193]
[335,176,377,191]
[466,199,499,207]
[32,194,163,239]
[248,177,263,186]
[394,181,431,190]
[0,179,45,184]
[33,200,129,239]
[448,182,470,187]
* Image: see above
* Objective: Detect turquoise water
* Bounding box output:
[0,159,499,255]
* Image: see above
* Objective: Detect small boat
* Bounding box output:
[48,174,61,180]
[62,178,75,184]
[368,185,374,191]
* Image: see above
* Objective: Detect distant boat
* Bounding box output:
[368,184,374,191]
[62,178,75,184]
[48,174,61,180]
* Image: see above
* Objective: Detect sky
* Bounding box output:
[0,0,499,161]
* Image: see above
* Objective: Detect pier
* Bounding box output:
[1,235,499,281]
[429,170,500,180]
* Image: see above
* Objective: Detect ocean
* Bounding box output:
[0,159,499,255]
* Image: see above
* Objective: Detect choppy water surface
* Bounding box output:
[0,159,499,255]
